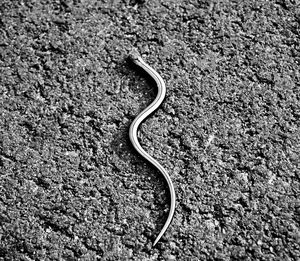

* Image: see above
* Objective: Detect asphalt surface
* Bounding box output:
[0,0,300,260]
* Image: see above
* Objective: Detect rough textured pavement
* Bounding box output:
[0,0,300,260]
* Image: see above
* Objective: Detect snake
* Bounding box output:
[128,51,176,246]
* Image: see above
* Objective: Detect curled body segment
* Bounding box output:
[129,53,176,246]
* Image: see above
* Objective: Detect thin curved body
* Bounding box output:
[129,52,176,247]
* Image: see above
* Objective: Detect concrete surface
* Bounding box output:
[0,0,299,260]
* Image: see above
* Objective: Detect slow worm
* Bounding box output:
[128,52,176,246]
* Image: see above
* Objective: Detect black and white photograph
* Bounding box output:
[0,0,299,260]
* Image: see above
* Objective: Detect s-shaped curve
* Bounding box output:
[128,51,176,247]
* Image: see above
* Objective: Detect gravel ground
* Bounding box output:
[0,0,300,260]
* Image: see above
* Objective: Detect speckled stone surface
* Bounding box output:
[0,0,299,260]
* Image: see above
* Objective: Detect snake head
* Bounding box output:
[128,50,142,64]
